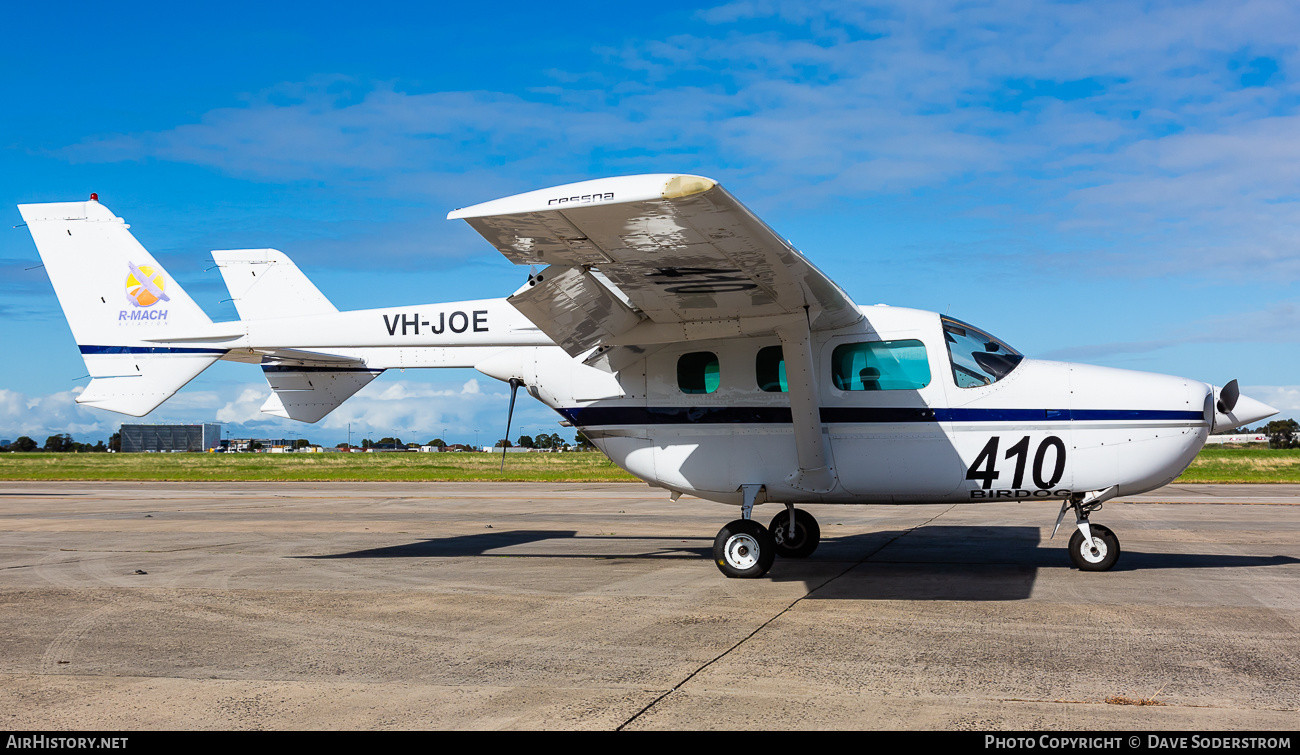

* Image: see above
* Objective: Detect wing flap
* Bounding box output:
[506,266,644,357]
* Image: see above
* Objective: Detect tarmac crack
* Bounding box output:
[616,505,957,731]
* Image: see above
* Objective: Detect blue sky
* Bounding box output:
[2,0,1298,446]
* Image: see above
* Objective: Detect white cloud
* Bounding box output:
[1,374,562,447]
[58,2,1300,282]
[1242,385,1300,413]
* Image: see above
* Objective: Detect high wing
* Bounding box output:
[448,174,862,364]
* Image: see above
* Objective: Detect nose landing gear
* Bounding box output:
[1054,487,1122,571]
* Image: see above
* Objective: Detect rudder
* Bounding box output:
[19,198,223,416]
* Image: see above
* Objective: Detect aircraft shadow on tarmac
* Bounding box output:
[301,525,1297,601]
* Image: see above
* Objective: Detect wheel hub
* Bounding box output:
[1081,538,1108,564]
[725,534,761,569]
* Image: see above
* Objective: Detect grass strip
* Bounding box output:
[0,446,1297,484]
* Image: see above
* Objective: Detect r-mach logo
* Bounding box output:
[120,261,170,323]
[125,261,169,308]
[383,310,488,336]
[547,192,614,206]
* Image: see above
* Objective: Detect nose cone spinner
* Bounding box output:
[1210,381,1279,432]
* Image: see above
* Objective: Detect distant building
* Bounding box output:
[1205,433,1268,444]
[120,423,221,453]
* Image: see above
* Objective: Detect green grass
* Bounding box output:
[1,446,1297,484]
[1173,446,1300,483]
[0,450,640,482]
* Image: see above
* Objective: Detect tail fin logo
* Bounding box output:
[125,262,171,308]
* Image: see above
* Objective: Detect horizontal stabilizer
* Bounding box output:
[259,365,383,423]
[77,351,223,416]
[212,249,337,321]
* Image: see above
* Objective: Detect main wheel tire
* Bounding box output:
[1068,523,1120,571]
[768,508,821,558]
[713,519,776,578]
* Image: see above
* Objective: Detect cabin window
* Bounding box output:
[942,316,1023,388]
[831,340,930,391]
[756,346,787,392]
[678,351,720,394]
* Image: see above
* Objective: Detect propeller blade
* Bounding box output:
[500,378,521,472]
[1218,379,1240,413]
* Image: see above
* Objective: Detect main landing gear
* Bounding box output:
[1055,488,1121,571]
[713,491,821,578]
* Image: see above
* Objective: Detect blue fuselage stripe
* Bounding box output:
[79,345,228,355]
[558,406,1204,426]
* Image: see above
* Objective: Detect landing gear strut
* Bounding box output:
[1055,490,1121,571]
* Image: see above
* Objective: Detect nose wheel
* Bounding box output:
[1069,523,1120,571]
[1055,492,1122,571]
[713,519,776,578]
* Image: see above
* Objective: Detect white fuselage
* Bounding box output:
[478,305,1215,507]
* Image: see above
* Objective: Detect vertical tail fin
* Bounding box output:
[19,198,223,416]
[211,249,338,320]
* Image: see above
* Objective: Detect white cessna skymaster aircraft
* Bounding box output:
[21,175,1278,579]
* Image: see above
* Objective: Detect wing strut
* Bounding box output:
[776,317,837,493]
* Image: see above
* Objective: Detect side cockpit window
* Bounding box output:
[831,340,930,390]
[942,317,1023,388]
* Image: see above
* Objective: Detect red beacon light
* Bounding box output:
[89,193,99,202]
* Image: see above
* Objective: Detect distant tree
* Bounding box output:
[293,439,311,449]
[516,435,534,449]
[10,436,37,452]
[1263,419,1299,450]
[494,439,512,448]
[109,432,121,452]
[533,432,567,450]
[336,442,351,449]
[426,438,446,448]
[44,434,73,452]
[92,441,107,453]
[574,431,594,450]
[250,441,264,451]
[361,438,373,449]
[377,437,402,448]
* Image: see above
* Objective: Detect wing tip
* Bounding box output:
[446,173,718,221]
[662,175,716,199]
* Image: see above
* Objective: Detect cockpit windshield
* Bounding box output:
[941,316,1024,388]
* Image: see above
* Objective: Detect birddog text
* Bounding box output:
[7,737,127,750]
